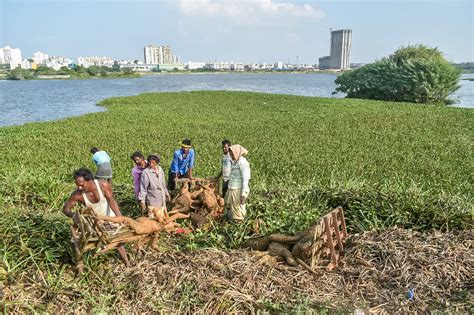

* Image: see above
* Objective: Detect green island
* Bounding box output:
[1,91,472,312]
[0,65,139,80]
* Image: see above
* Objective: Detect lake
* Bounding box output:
[0,73,473,127]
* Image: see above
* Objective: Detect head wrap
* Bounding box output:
[181,139,192,148]
[229,144,248,161]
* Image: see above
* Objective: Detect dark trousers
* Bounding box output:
[222,180,229,197]
[168,170,189,191]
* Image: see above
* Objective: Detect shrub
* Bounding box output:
[334,45,461,104]
[6,68,34,80]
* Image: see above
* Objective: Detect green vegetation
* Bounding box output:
[5,65,139,80]
[0,91,472,312]
[454,62,474,73]
[335,45,461,104]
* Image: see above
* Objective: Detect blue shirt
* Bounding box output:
[92,151,111,165]
[170,149,195,175]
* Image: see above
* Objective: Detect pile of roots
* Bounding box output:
[3,228,472,313]
[169,181,225,229]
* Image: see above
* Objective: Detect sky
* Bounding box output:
[0,0,472,64]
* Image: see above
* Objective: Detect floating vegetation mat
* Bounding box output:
[2,228,472,313]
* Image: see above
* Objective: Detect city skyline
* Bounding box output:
[1,0,473,64]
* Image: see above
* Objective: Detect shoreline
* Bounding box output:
[0,70,341,81]
[1,90,473,129]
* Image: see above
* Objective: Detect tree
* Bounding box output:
[87,66,99,76]
[74,65,88,76]
[122,67,134,75]
[57,66,71,75]
[334,45,461,104]
[34,66,56,75]
[7,68,34,80]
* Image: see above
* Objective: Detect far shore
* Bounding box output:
[0,69,341,81]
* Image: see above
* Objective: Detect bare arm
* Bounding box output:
[62,191,81,218]
[100,181,123,216]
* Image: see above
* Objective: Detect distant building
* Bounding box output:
[231,62,244,71]
[32,51,49,65]
[186,61,206,70]
[317,29,352,70]
[20,59,32,69]
[77,56,114,68]
[318,56,331,70]
[0,46,22,69]
[119,62,154,72]
[144,44,177,64]
[157,64,185,71]
[350,63,366,69]
[330,29,352,70]
[47,56,73,70]
[205,62,232,71]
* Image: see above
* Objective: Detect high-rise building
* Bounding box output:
[144,45,159,64]
[32,51,49,65]
[162,45,172,64]
[329,29,352,70]
[318,56,331,70]
[144,44,178,64]
[0,46,22,69]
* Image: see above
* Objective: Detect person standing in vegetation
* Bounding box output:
[62,168,130,267]
[131,151,148,200]
[90,147,113,181]
[225,145,251,222]
[139,154,170,221]
[217,139,232,197]
[168,139,195,191]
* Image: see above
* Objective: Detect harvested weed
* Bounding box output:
[2,228,472,313]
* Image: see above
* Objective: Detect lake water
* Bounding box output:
[0,73,472,127]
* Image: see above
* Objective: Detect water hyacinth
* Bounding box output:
[0,91,472,312]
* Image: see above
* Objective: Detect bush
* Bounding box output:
[334,45,461,104]
[7,68,34,80]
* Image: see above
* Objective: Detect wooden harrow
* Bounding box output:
[70,208,155,273]
[309,206,348,271]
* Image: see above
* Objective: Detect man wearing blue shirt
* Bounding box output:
[168,139,195,191]
[90,147,113,181]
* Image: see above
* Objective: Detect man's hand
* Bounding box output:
[166,194,171,202]
[240,196,247,205]
[140,202,146,211]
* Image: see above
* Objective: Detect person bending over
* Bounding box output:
[90,147,113,181]
[62,168,129,266]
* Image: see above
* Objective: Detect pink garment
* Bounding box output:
[229,145,248,161]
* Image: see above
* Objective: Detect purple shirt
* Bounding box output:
[132,162,147,199]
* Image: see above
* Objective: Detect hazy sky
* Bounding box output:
[1,0,472,64]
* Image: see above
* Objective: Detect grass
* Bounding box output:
[0,91,472,312]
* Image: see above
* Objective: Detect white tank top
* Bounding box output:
[82,180,115,217]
